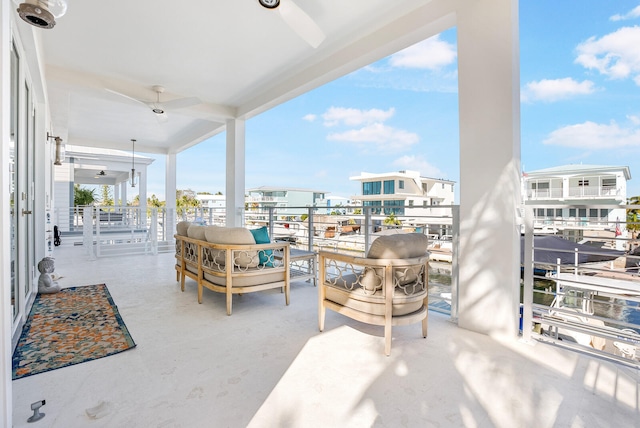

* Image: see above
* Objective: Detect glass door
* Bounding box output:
[10,41,19,322]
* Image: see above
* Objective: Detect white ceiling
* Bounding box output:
[29,0,456,155]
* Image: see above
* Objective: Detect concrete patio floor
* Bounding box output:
[11,245,640,427]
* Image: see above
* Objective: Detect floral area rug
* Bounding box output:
[12,284,136,380]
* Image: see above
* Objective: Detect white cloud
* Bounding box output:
[327,123,419,152]
[302,114,316,122]
[522,78,596,102]
[575,26,640,83]
[628,114,640,125]
[610,6,640,21]
[322,107,395,127]
[389,35,456,70]
[543,120,640,149]
[392,155,442,177]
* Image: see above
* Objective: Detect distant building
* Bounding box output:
[522,164,631,248]
[349,170,455,216]
[246,186,329,216]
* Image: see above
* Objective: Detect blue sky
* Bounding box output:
[145,1,640,202]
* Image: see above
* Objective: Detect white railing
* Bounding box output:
[522,204,640,368]
[568,186,621,198]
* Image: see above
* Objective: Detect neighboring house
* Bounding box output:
[522,164,631,248]
[54,145,155,231]
[349,170,456,216]
[246,186,329,217]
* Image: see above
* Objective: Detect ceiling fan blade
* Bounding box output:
[105,88,149,107]
[162,96,201,110]
[278,0,325,48]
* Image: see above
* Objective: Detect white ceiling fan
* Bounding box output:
[258,0,325,49]
[105,85,201,123]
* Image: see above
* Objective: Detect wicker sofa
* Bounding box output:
[318,233,429,355]
[175,222,290,315]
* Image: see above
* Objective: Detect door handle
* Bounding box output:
[22,209,32,215]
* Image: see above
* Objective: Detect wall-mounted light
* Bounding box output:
[14,0,68,29]
[130,139,138,188]
[46,132,64,165]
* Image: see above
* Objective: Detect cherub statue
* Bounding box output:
[38,257,61,294]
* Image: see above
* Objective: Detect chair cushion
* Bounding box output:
[249,226,274,267]
[176,221,191,236]
[367,233,428,259]
[187,224,207,240]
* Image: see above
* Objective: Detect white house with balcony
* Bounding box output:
[350,170,455,216]
[522,164,631,247]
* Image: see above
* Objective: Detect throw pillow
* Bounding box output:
[176,221,191,236]
[187,224,207,240]
[367,233,428,259]
[250,226,274,267]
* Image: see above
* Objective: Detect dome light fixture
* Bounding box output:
[258,0,280,9]
[15,0,68,29]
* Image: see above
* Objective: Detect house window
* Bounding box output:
[600,209,609,218]
[442,183,445,189]
[383,180,394,194]
[555,209,563,217]
[536,208,545,217]
[569,208,576,217]
[532,181,549,190]
[364,200,382,214]
[579,208,587,217]
[423,201,428,207]
[399,180,404,190]
[408,200,414,207]
[578,179,589,186]
[602,178,616,187]
[363,181,381,195]
[383,200,404,215]
[589,209,598,218]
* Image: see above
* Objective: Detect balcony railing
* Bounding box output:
[54,202,640,367]
[522,204,640,368]
[528,186,622,199]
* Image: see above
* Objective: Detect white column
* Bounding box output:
[139,166,148,226]
[114,184,120,208]
[457,0,521,338]
[121,181,128,207]
[225,119,246,227]
[166,153,177,236]
[0,0,12,423]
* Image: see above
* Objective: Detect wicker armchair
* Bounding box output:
[318,233,429,355]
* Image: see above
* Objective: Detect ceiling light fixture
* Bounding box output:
[258,0,280,9]
[14,0,68,29]
[130,139,138,188]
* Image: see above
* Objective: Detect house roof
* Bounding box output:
[524,164,632,180]
[247,186,329,194]
[18,0,456,156]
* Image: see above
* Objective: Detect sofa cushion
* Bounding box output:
[176,221,191,236]
[187,224,207,240]
[204,227,258,268]
[367,233,428,259]
[249,226,274,267]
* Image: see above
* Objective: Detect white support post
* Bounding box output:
[166,153,177,240]
[457,0,521,338]
[225,118,246,227]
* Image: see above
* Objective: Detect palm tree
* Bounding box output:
[74,184,96,207]
[627,196,640,237]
